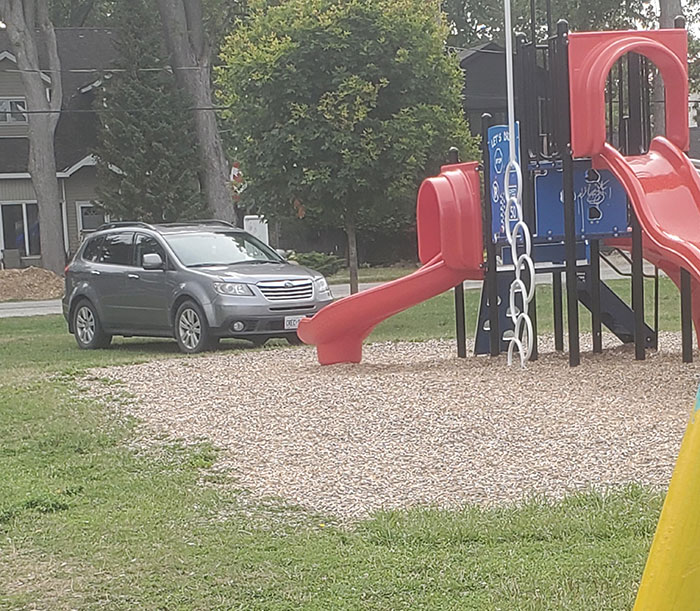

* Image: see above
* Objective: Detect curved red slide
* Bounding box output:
[596,137,700,345]
[298,162,485,365]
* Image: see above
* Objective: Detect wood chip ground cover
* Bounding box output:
[0,267,64,302]
[89,333,700,518]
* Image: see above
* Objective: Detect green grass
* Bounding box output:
[368,276,682,343]
[0,280,676,608]
[328,265,419,285]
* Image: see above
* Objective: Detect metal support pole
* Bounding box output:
[628,52,646,361]
[553,20,579,366]
[515,33,538,361]
[449,146,467,358]
[590,240,602,353]
[481,113,500,356]
[553,270,564,351]
[631,211,646,360]
[562,151,580,366]
[654,266,659,350]
[681,268,693,363]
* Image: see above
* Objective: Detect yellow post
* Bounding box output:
[634,385,700,610]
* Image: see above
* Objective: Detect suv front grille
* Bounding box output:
[257,279,313,301]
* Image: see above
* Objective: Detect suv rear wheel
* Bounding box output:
[73,300,112,349]
[175,300,213,353]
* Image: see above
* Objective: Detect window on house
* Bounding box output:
[0,98,27,123]
[1,202,40,256]
[77,203,107,233]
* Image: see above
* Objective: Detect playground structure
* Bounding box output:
[299,19,699,370]
[297,13,700,606]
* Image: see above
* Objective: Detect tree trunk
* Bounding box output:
[653,0,683,136]
[345,215,359,295]
[1,0,66,275]
[155,0,235,224]
[29,122,66,274]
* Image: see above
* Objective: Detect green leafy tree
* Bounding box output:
[50,0,116,26]
[217,0,477,292]
[442,0,655,49]
[442,0,699,93]
[94,0,206,223]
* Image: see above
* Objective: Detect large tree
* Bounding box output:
[442,0,655,49]
[49,0,114,26]
[0,0,65,274]
[155,0,235,224]
[93,0,206,223]
[217,0,478,293]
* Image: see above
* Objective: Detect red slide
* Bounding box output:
[596,137,700,345]
[298,162,485,365]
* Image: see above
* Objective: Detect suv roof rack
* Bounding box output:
[156,219,237,228]
[95,221,156,231]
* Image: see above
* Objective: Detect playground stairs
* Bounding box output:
[576,271,656,348]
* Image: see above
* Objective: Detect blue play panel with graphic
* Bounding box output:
[533,160,630,241]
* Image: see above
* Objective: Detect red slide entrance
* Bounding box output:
[298,162,485,365]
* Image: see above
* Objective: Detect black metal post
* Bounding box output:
[628,52,646,360]
[631,213,646,360]
[654,266,659,350]
[553,270,564,351]
[553,20,580,366]
[590,240,602,353]
[515,33,538,361]
[449,147,467,358]
[481,113,500,356]
[681,268,693,363]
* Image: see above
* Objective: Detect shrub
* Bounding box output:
[289,251,345,276]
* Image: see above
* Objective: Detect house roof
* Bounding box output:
[457,41,504,66]
[0,28,116,174]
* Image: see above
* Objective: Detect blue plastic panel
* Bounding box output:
[488,123,520,243]
[533,160,630,240]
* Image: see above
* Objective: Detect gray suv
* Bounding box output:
[63,220,333,353]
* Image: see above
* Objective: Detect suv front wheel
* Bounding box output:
[73,299,112,349]
[174,300,213,354]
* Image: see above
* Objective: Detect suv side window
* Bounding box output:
[82,235,103,262]
[98,232,134,266]
[134,233,166,267]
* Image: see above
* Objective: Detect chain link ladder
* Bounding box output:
[503,0,534,367]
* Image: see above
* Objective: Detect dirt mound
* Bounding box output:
[0,267,64,302]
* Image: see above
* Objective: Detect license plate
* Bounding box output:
[284,315,305,330]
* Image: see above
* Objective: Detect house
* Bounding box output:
[0,28,114,269]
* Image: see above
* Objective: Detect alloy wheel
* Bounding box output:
[178,308,202,350]
[76,306,95,345]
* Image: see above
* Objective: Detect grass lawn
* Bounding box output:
[328,264,419,285]
[0,277,678,609]
[369,276,681,343]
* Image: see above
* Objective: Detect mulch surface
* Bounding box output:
[0,267,64,302]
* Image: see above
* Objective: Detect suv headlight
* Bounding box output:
[315,276,330,294]
[213,282,254,296]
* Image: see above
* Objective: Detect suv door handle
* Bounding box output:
[91,270,101,275]
[127,273,140,279]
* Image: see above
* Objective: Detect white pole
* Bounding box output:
[502,0,535,366]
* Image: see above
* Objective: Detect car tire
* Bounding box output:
[72,299,112,350]
[174,300,212,354]
[285,333,303,346]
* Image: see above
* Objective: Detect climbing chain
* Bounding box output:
[504,159,535,367]
[502,0,534,367]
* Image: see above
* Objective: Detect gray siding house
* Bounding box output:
[0,28,114,269]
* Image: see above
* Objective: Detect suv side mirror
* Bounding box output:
[142,252,164,270]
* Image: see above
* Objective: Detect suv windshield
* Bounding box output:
[164,231,283,267]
